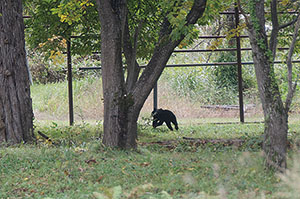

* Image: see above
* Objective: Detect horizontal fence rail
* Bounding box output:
[68,47,290,55]
[79,60,300,70]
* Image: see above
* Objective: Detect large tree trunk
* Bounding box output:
[96,0,137,149]
[0,0,35,144]
[246,0,287,170]
[96,0,206,149]
[250,43,288,169]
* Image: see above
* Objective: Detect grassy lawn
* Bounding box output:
[1,122,300,199]
[3,78,299,198]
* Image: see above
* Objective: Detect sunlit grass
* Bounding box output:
[31,77,103,120]
[24,71,300,198]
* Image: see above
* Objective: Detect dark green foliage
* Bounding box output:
[24,0,100,57]
[28,52,67,83]
[28,52,101,84]
[212,52,238,90]
[211,53,256,93]
[163,67,242,105]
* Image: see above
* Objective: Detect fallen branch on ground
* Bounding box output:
[140,137,262,149]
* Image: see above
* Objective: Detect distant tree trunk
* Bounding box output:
[96,0,207,149]
[0,0,35,144]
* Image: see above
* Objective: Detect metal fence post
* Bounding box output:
[153,82,158,110]
[235,3,244,123]
[67,39,74,125]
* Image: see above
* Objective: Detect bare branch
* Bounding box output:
[269,0,279,60]
[132,21,143,56]
[285,14,300,112]
[131,0,207,112]
[236,0,250,26]
[279,14,300,29]
[123,17,141,91]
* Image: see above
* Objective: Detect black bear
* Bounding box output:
[151,108,179,131]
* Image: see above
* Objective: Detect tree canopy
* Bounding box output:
[24,0,228,59]
[24,0,100,56]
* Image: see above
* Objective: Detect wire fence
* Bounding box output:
[24,7,300,125]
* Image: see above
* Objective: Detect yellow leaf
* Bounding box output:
[186,168,195,171]
[56,51,61,56]
[280,0,289,6]
[38,42,46,48]
[49,50,55,58]
[61,39,67,48]
[60,15,67,23]
[121,166,128,175]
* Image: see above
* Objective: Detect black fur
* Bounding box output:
[151,108,178,131]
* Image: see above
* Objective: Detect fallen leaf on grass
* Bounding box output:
[122,166,128,175]
[85,159,97,164]
[78,167,85,172]
[64,170,70,176]
[96,176,104,183]
[140,162,151,167]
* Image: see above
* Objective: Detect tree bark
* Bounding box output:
[96,0,207,149]
[285,14,300,112]
[0,0,35,144]
[246,0,287,170]
[96,0,133,148]
[250,45,288,169]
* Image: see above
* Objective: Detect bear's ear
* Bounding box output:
[152,112,158,117]
[151,108,157,117]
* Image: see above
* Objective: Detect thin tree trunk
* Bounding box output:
[0,0,34,144]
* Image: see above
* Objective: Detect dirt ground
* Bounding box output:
[33,87,264,123]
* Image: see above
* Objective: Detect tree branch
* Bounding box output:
[269,0,279,60]
[123,16,142,91]
[279,13,300,30]
[131,0,207,113]
[285,14,300,112]
[186,0,206,24]
[236,0,250,27]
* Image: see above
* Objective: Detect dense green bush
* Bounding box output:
[27,51,101,84]
[211,52,238,91]
[162,65,257,105]
[160,46,258,105]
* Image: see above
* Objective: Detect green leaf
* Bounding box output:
[92,192,109,199]
[112,186,122,199]
[161,191,173,199]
